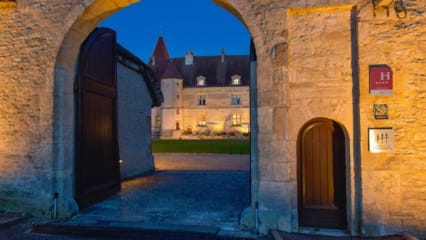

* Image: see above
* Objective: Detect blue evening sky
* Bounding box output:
[98,0,251,62]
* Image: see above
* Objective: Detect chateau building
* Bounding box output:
[149,36,250,139]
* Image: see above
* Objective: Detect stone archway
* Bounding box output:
[52,0,260,221]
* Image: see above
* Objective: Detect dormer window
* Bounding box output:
[197,76,206,86]
[231,75,241,85]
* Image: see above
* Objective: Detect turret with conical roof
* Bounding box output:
[149,36,170,66]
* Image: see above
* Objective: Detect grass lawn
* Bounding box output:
[152,139,250,154]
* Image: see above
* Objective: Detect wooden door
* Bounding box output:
[75,28,120,209]
[298,119,347,229]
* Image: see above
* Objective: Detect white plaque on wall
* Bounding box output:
[368,128,395,153]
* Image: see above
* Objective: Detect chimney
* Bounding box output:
[221,48,225,63]
[185,51,194,65]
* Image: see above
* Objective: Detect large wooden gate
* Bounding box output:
[75,28,120,209]
[298,118,347,229]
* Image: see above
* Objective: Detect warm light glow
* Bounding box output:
[0,1,16,11]
[287,4,355,15]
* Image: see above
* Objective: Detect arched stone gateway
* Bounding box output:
[52,0,261,220]
[0,0,425,237]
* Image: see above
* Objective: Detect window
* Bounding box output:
[231,95,241,105]
[176,121,180,130]
[198,114,206,126]
[198,95,206,106]
[197,76,206,86]
[155,116,161,127]
[177,94,180,99]
[176,108,180,115]
[231,75,241,85]
[232,113,241,126]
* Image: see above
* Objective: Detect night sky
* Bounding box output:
[98,0,251,62]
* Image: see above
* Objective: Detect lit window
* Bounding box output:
[231,75,241,85]
[197,76,206,86]
[232,113,241,126]
[231,95,241,105]
[198,95,206,106]
[198,114,206,126]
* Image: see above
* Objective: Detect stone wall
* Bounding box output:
[0,0,79,217]
[117,62,154,180]
[158,78,183,136]
[182,86,250,135]
[357,0,426,236]
[286,5,356,233]
[0,0,138,218]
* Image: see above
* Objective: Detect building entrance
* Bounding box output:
[298,118,347,229]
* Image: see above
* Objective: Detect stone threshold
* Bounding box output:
[32,221,258,240]
[269,229,418,240]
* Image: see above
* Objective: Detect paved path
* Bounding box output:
[1,153,253,239]
[65,153,251,229]
[154,153,250,171]
[1,153,411,239]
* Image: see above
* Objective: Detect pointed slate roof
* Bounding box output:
[151,36,170,62]
[172,55,250,87]
[149,36,249,88]
[162,61,183,80]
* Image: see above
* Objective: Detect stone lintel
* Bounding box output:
[287,4,355,15]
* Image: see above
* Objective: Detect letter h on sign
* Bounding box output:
[380,71,391,81]
[369,65,393,95]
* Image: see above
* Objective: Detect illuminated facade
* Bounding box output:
[150,37,250,138]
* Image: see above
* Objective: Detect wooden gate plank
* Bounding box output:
[75,28,121,209]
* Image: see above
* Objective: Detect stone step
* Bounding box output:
[32,221,257,240]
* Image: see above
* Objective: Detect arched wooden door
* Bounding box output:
[298,119,347,229]
[75,28,121,209]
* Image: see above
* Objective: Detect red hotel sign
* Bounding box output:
[369,65,393,95]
